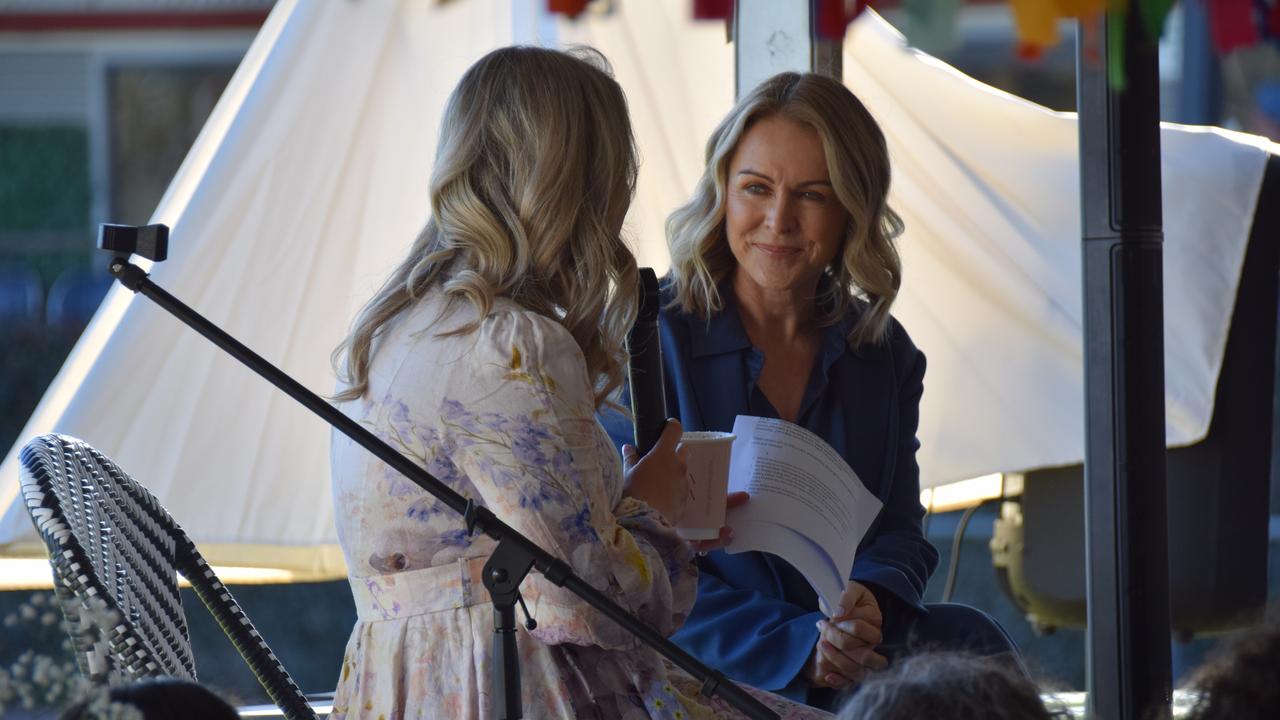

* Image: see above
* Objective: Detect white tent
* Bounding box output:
[1,0,1274,579]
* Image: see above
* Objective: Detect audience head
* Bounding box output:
[1184,618,1280,720]
[336,45,639,407]
[667,71,903,346]
[61,678,239,720]
[836,651,1058,720]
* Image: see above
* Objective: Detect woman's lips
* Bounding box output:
[752,243,802,256]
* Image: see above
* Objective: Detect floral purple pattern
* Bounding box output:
[329,290,830,719]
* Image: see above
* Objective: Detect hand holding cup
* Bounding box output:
[622,419,690,522]
[622,425,742,551]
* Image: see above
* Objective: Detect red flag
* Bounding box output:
[548,0,591,19]
[692,0,733,20]
[815,0,870,42]
[1207,0,1260,52]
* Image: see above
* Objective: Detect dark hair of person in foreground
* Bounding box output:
[836,651,1060,720]
[60,677,240,720]
[1183,617,1280,720]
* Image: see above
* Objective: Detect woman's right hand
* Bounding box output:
[621,419,690,523]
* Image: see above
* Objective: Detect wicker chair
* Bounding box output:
[19,433,318,720]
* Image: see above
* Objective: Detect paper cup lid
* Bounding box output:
[679,431,735,443]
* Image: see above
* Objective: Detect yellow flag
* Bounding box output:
[1009,0,1062,52]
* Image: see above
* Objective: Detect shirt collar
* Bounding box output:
[689,287,754,358]
[688,285,866,360]
[830,303,868,360]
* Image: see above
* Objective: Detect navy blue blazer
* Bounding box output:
[603,286,939,702]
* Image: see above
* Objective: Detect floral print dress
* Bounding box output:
[329,290,831,719]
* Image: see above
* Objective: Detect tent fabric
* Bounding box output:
[842,20,1275,483]
[0,1,1274,574]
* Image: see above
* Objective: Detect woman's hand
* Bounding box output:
[807,581,888,688]
[622,420,690,523]
[688,491,751,554]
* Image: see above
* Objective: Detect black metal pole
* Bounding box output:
[484,538,536,719]
[1076,10,1172,720]
[104,254,779,720]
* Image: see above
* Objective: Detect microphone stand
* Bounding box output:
[98,224,779,720]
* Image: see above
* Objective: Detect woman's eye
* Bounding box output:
[802,191,827,203]
[744,183,769,195]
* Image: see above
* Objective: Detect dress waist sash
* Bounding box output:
[348,555,491,622]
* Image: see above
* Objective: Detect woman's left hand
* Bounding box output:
[833,580,883,631]
[689,491,751,554]
[809,581,888,688]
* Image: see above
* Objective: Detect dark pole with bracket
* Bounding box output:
[1076,9,1172,720]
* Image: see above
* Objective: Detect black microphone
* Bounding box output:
[627,268,668,456]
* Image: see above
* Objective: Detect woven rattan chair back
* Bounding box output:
[19,433,317,720]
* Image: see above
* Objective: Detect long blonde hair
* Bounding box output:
[667,72,904,346]
[333,47,639,407]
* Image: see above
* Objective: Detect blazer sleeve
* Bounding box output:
[674,562,823,694]
[599,390,634,457]
[849,333,939,613]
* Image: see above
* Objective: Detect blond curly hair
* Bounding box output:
[333,46,639,408]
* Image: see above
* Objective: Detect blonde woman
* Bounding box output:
[647,73,1021,710]
[329,48,828,719]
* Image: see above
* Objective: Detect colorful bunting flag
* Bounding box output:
[1207,0,1261,52]
[902,0,964,54]
[1007,0,1107,60]
[692,0,733,20]
[1009,0,1062,60]
[548,0,591,19]
[814,0,870,41]
[615,1,1256,93]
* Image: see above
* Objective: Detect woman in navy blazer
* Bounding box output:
[610,72,1019,711]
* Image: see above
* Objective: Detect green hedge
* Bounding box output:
[0,126,90,233]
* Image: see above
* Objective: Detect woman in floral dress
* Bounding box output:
[327,46,831,720]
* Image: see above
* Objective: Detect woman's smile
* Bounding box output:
[751,241,804,257]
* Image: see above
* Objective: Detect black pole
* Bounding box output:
[103,253,779,720]
[484,538,536,719]
[1076,10,1172,720]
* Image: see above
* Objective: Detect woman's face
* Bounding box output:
[725,114,849,300]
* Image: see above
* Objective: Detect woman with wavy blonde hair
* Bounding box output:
[329,47,828,719]
[639,72,1022,711]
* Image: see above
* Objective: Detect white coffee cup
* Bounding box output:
[675,431,735,540]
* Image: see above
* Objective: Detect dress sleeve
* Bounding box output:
[444,309,697,650]
[849,340,939,612]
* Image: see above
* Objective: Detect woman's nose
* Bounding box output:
[765,195,798,233]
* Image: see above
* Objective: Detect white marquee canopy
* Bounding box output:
[1,0,1273,577]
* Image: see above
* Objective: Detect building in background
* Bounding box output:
[0,0,270,451]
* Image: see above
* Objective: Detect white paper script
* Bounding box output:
[724,415,883,615]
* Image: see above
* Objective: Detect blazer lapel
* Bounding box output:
[687,351,751,433]
[834,346,895,503]
[684,293,754,433]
